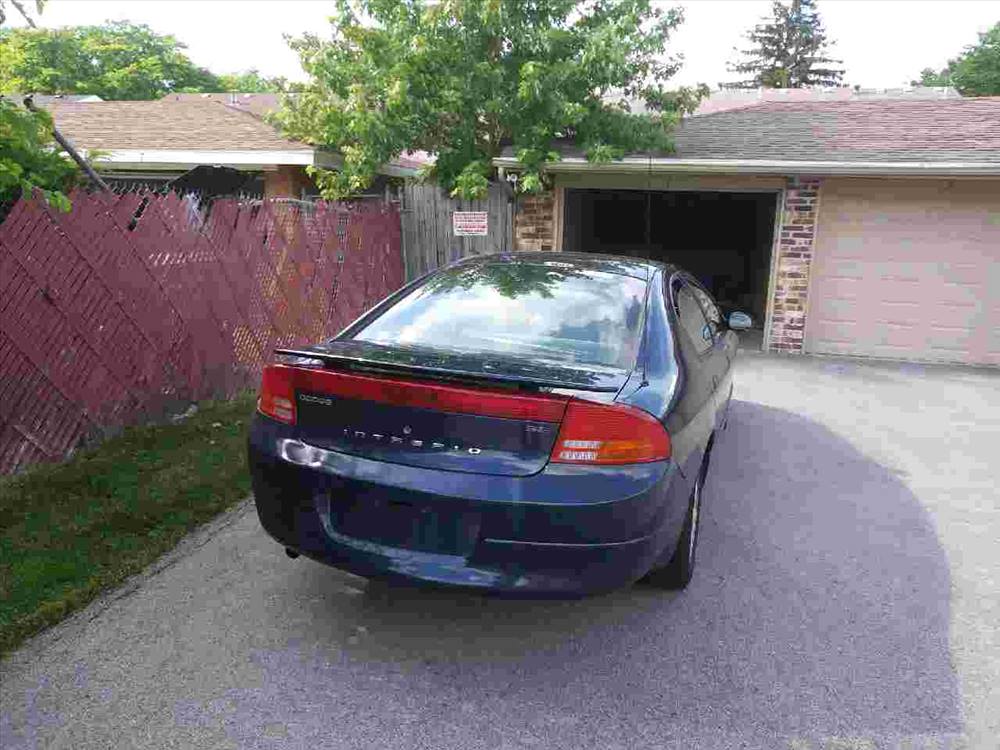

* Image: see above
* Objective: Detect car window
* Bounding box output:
[673,281,713,355]
[690,284,722,336]
[352,262,648,369]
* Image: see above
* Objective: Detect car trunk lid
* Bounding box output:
[276,343,629,477]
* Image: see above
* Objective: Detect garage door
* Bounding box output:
[805,179,1000,366]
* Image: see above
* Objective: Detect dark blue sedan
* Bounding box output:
[248,252,749,595]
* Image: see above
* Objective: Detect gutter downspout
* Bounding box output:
[24,95,111,192]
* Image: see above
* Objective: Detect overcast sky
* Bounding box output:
[7,1,998,90]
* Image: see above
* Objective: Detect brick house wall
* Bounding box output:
[514,193,556,251]
[264,165,317,199]
[767,177,822,353]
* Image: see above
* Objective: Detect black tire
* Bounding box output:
[642,461,705,590]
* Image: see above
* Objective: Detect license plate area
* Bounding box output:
[329,496,481,557]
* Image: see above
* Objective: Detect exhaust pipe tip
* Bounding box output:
[285,547,300,559]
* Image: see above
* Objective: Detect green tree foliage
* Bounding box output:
[0,98,76,211]
[913,68,949,88]
[726,0,843,89]
[275,0,706,199]
[424,261,589,298]
[912,22,1000,96]
[217,68,290,93]
[0,21,222,99]
[1,0,75,212]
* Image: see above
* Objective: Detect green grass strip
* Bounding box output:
[0,393,256,657]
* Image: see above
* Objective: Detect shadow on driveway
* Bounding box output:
[188,400,961,748]
[170,402,961,749]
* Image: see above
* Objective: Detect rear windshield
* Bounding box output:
[351,263,648,369]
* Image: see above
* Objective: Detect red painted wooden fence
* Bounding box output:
[0,190,403,474]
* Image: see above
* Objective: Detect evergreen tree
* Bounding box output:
[726,0,844,89]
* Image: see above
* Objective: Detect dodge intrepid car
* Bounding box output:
[248,252,749,595]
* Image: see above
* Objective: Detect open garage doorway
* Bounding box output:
[562,189,779,350]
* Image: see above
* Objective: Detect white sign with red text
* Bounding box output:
[452,211,488,236]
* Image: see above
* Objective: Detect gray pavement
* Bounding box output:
[2,353,998,750]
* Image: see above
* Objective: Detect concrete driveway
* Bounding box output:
[2,354,997,750]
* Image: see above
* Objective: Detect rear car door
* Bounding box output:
[675,277,727,409]
[665,275,719,487]
[687,280,736,428]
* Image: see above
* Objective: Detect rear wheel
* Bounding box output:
[643,457,706,590]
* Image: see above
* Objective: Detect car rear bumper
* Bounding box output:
[248,416,688,595]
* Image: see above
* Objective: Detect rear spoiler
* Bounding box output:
[273,347,620,393]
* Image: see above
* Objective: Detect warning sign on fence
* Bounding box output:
[452,211,488,236]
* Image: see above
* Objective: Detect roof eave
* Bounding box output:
[315,149,421,177]
[378,162,422,178]
[87,148,420,177]
[90,148,315,170]
[492,156,1000,177]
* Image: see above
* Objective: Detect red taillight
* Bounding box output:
[550,400,671,465]
[258,365,296,424]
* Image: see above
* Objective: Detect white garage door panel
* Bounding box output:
[806,180,1000,365]
[823,257,866,275]
[939,263,984,285]
[928,303,981,330]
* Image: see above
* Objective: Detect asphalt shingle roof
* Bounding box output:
[673,98,1000,163]
[159,92,284,119]
[45,99,312,152]
[157,94,432,169]
[690,86,962,116]
[501,98,1000,166]
[40,95,1000,168]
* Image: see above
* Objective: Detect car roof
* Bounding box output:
[450,251,676,280]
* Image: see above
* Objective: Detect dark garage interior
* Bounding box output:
[562,189,778,345]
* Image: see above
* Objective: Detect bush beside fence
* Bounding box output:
[0,190,403,474]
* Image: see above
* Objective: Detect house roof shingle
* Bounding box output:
[46,98,312,153]
[156,93,431,169]
[674,98,1000,163]
[690,86,962,116]
[500,97,1000,169]
[159,92,284,119]
[44,96,431,171]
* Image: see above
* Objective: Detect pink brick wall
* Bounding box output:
[768,177,822,353]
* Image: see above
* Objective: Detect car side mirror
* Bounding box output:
[728,311,753,330]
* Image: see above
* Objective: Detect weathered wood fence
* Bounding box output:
[401,182,513,280]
